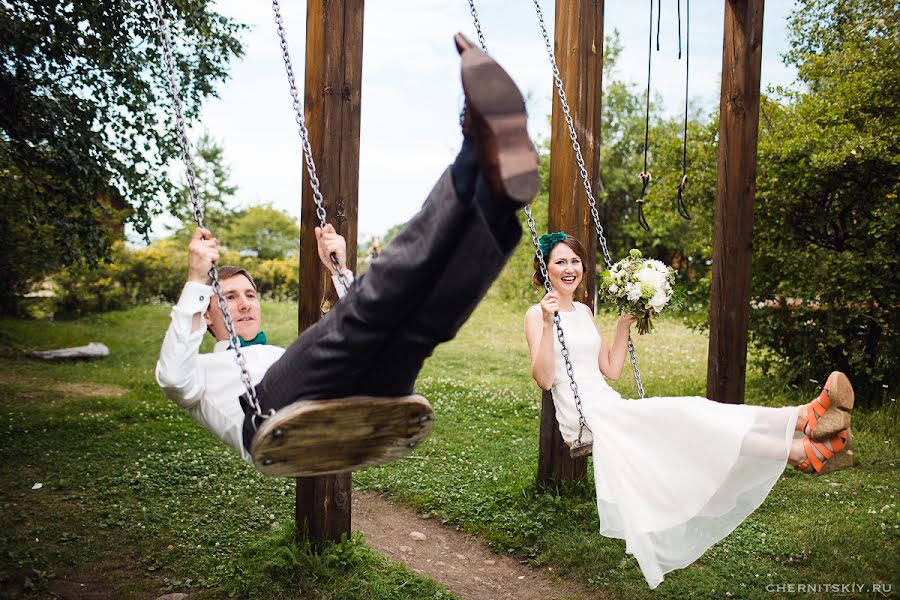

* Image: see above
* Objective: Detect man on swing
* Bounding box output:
[156,34,538,474]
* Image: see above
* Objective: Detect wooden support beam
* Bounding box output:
[539,0,604,488]
[297,0,364,549]
[707,0,765,405]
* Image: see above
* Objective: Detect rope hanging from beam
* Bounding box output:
[676,0,693,221]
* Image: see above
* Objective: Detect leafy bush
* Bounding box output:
[493,189,549,310]
[748,0,899,405]
[247,257,299,302]
[124,239,194,304]
[52,242,135,317]
[50,240,301,318]
[221,204,300,260]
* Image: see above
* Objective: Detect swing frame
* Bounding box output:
[154,0,768,551]
[152,0,435,481]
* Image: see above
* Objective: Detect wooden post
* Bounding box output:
[296,0,364,549]
[538,0,604,488]
[707,0,765,405]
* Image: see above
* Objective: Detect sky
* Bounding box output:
[153,0,799,242]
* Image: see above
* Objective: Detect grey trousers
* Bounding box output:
[242,167,522,449]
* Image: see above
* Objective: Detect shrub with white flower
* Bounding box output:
[599,249,677,334]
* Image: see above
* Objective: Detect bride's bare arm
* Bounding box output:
[596,312,635,381]
[525,302,558,390]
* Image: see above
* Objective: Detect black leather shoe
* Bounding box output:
[455,33,539,207]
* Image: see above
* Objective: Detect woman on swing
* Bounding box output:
[523,232,856,589]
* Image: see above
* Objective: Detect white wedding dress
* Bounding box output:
[537,302,798,588]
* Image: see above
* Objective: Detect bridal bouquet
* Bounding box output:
[599,249,677,335]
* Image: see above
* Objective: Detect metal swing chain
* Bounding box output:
[525,209,592,447]
[531,0,611,270]
[467,1,589,445]
[270,0,353,292]
[466,0,488,53]
[531,0,646,399]
[151,0,266,421]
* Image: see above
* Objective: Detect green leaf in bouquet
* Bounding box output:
[668,284,688,311]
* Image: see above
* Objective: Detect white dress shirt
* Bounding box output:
[156,270,353,464]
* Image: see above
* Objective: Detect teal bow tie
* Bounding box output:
[238,331,267,347]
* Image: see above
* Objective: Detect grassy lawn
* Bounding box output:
[0,292,897,598]
[0,303,454,599]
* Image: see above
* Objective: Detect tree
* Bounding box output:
[168,131,240,242]
[750,0,899,403]
[0,1,245,313]
[223,205,300,261]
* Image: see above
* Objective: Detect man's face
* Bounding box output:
[204,274,262,342]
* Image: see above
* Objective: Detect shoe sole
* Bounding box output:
[811,371,855,442]
[458,43,539,204]
[816,429,856,476]
[250,395,434,477]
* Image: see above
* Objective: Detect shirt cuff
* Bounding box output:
[331,269,355,299]
[173,281,214,316]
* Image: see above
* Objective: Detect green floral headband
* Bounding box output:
[538,231,567,257]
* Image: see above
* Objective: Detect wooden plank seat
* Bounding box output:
[250,395,435,477]
[569,441,592,458]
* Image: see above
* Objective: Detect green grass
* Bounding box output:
[356,290,899,598]
[0,303,454,599]
[0,292,897,599]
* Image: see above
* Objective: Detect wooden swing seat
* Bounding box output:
[250,395,434,477]
[569,441,592,458]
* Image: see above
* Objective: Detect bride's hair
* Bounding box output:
[532,234,588,289]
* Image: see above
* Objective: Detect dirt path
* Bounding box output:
[0,371,127,400]
[353,491,596,600]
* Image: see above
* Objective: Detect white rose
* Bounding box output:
[649,289,669,313]
[635,266,666,289]
[609,283,619,294]
[625,282,642,302]
[647,259,668,273]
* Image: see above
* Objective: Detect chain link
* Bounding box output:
[466,0,488,52]
[531,0,646,398]
[628,337,646,398]
[152,0,263,419]
[270,0,352,292]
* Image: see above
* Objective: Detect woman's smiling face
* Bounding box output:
[547,242,584,294]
